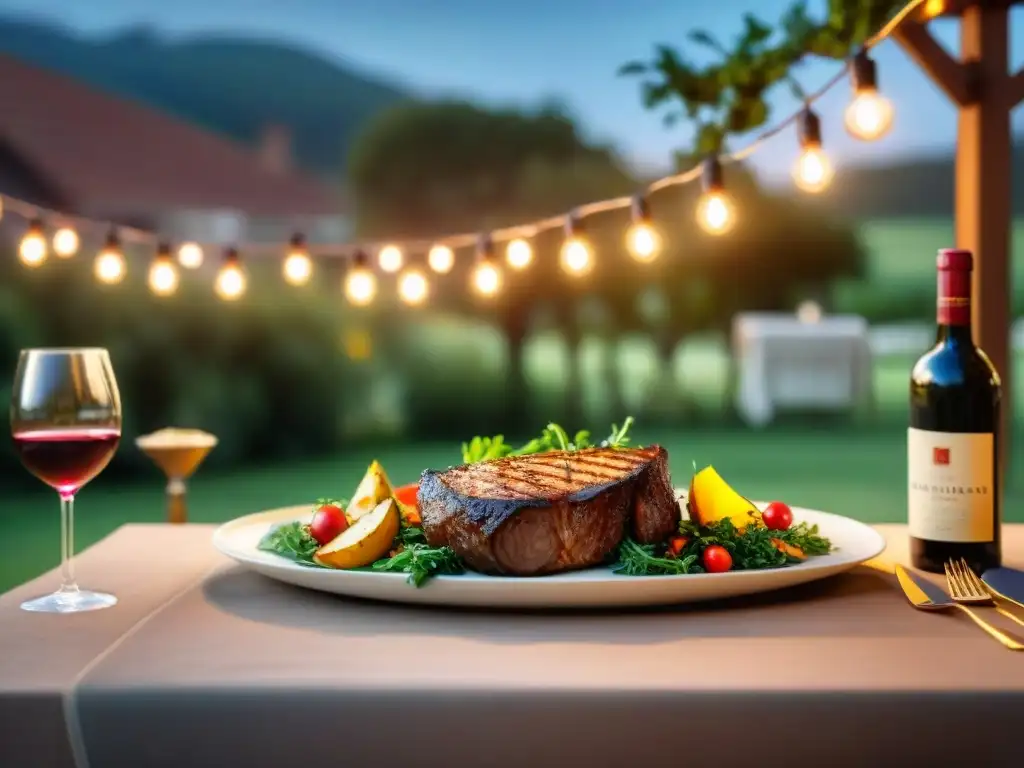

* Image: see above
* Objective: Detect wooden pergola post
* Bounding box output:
[893,0,1023,472]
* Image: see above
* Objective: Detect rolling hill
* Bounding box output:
[0,16,411,175]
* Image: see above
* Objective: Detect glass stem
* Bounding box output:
[59,493,78,593]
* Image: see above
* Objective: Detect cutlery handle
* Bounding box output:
[955,605,1024,650]
[992,605,1024,630]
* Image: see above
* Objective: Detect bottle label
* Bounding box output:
[937,269,971,325]
[908,428,994,542]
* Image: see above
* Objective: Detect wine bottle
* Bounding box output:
[908,248,1001,573]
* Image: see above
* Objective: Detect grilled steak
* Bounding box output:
[417,446,678,576]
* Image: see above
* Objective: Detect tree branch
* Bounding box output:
[892,22,975,107]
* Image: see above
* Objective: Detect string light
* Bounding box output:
[283,232,313,286]
[344,249,377,306]
[148,242,179,297]
[922,0,945,19]
[52,226,79,258]
[2,2,922,302]
[626,195,660,262]
[214,247,247,301]
[696,157,736,235]
[94,229,126,284]
[377,244,403,273]
[427,244,455,274]
[845,50,894,141]
[506,238,533,270]
[398,264,429,306]
[18,219,47,267]
[560,213,593,276]
[792,108,835,194]
[472,235,502,297]
[177,242,204,269]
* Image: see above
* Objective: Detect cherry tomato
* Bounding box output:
[703,545,733,573]
[309,503,348,545]
[393,482,419,508]
[762,501,793,531]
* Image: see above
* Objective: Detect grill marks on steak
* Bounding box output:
[449,449,653,502]
[417,446,679,576]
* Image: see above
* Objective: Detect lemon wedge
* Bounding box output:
[347,460,394,521]
[314,498,399,569]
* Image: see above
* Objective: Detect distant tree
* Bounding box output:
[347,100,638,428]
[347,100,632,238]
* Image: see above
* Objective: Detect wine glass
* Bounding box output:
[10,348,122,613]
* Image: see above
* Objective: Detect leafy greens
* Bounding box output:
[612,516,833,576]
[371,526,465,586]
[461,416,635,464]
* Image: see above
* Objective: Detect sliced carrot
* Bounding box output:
[771,538,806,560]
[393,482,419,507]
[667,535,690,557]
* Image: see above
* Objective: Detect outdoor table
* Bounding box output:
[2,524,1023,768]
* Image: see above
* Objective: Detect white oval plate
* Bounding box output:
[212,495,886,609]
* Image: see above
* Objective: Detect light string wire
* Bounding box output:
[0,0,924,259]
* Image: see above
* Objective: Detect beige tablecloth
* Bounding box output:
[2,524,1024,768]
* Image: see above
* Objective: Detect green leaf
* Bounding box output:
[695,123,726,155]
[687,29,727,54]
[618,61,648,76]
[641,81,673,109]
[740,13,774,50]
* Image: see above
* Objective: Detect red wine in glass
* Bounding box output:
[10,347,122,614]
[13,428,121,497]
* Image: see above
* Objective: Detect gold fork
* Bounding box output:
[944,558,1024,630]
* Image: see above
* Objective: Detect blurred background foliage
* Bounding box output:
[0,99,872,488]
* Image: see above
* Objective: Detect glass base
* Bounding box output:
[21,588,117,613]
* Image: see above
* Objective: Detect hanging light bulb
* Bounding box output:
[922,0,945,20]
[471,234,502,297]
[427,244,455,274]
[398,264,429,306]
[282,232,313,286]
[626,195,661,262]
[148,241,179,297]
[377,243,403,273]
[844,50,894,142]
[344,249,377,306]
[52,226,79,258]
[506,237,533,270]
[560,212,593,276]
[177,241,204,269]
[696,156,737,235]
[19,219,47,267]
[792,108,835,194]
[214,247,247,301]
[94,229,126,284]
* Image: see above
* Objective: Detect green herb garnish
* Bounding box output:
[461,416,636,464]
[612,537,700,575]
[769,521,832,556]
[371,526,464,587]
[257,521,322,567]
[612,516,833,576]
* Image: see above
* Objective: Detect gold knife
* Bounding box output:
[894,565,1023,651]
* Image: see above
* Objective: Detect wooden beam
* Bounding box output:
[892,22,975,107]
[1008,68,1024,107]
[955,2,1013,477]
[929,0,1021,16]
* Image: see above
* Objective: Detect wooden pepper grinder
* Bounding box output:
[136,428,218,524]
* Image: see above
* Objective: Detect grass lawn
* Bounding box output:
[4,422,1024,594]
